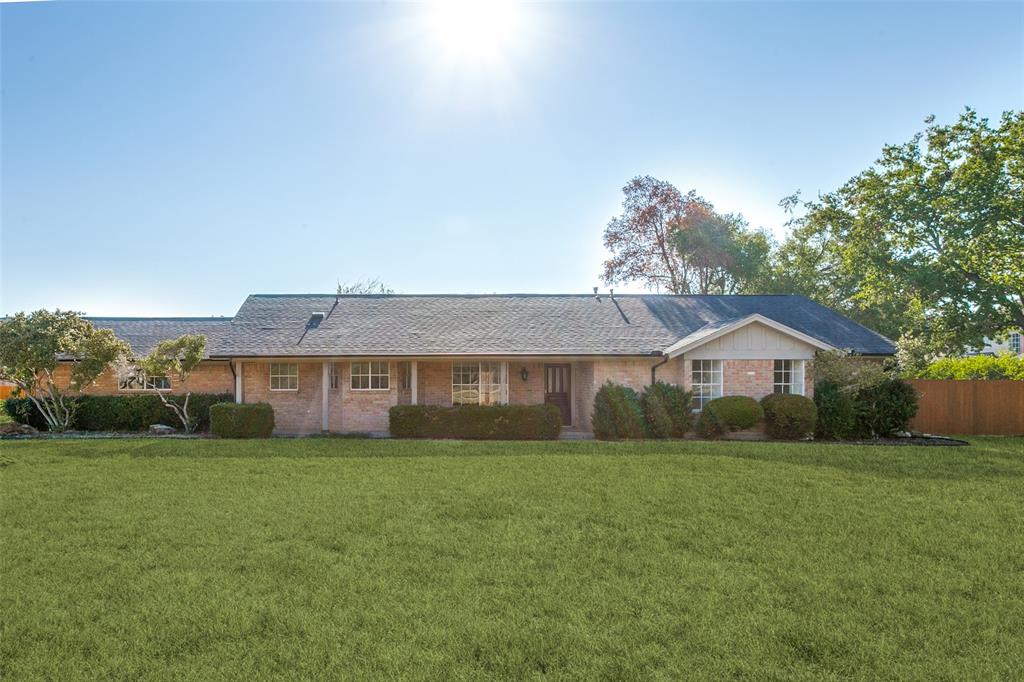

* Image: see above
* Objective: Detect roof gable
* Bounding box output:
[664,314,835,358]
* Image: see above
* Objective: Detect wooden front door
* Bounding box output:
[544,364,572,426]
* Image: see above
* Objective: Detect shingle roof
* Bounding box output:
[87,318,233,358]
[213,294,895,357]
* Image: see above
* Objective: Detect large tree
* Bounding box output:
[136,334,207,432]
[602,175,770,294]
[0,310,129,431]
[774,109,1024,358]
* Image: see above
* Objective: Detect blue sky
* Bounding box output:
[2,1,1021,316]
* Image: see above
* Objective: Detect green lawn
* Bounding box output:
[2,437,1022,680]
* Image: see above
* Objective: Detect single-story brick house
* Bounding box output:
[68,293,894,435]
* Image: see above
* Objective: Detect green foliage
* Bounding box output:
[672,205,774,295]
[857,379,919,437]
[813,380,861,440]
[640,382,693,438]
[4,394,232,432]
[771,109,1024,355]
[911,354,1024,381]
[136,333,208,432]
[811,350,890,392]
[591,382,646,440]
[388,404,562,440]
[760,393,817,440]
[0,310,130,431]
[696,396,764,438]
[209,403,275,438]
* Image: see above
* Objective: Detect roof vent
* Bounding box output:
[307,312,325,329]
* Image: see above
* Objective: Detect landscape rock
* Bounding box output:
[0,422,38,435]
[149,424,177,435]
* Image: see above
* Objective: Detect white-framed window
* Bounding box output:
[329,363,339,390]
[270,363,299,391]
[453,361,506,405]
[773,359,805,395]
[691,359,722,410]
[351,361,389,390]
[117,368,170,392]
[1010,332,1021,355]
[398,362,412,390]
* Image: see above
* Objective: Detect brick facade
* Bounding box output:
[45,360,234,396]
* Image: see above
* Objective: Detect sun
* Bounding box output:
[422,1,529,65]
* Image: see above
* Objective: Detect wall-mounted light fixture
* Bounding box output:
[520,367,529,382]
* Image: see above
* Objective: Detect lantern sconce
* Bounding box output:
[520,367,529,382]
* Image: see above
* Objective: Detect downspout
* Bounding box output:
[650,350,669,386]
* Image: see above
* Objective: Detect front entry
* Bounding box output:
[544,364,572,426]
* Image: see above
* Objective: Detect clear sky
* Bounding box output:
[2,1,1021,317]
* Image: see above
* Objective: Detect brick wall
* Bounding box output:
[241,361,323,435]
[44,360,234,396]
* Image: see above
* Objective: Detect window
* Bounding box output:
[398,362,412,390]
[329,363,339,390]
[691,360,722,410]
[1010,332,1021,355]
[117,368,170,392]
[270,363,298,391]
[773,360,805,395]
[453,361,505,405]
[351,361,389,390]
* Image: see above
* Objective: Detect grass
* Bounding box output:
[2,437,1022,680]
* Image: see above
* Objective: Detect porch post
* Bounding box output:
[321,361,330,432]
[410,360,418,405]
[235,361,243,404]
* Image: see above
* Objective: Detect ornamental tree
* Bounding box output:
[137,334,207,432]
[0,310,129,431]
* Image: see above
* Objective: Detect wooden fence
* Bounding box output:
[908,380,1024,436]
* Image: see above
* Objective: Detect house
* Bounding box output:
[70,293,894,435]
[969,330,1023,357]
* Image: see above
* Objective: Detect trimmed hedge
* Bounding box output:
[813,380,860,440]
[640,382,693,438]
[760,393,817,440]
[3,394,232,432]
[912,354,1024,381]
[389,404,562,440]
[209,402,275,438]
[696,396,764,438]
[592,382,646,440]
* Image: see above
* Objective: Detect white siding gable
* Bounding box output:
[687,321,818,360]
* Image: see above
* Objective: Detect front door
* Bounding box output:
[544,364,572,426]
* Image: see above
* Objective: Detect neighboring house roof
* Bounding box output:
[86,318,234,358]
[213,293,896,357]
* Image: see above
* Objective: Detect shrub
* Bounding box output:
[389,404,561,440]
[813,380,861,440]
[696,396,763,438]
[3,394,232,432]
[209,402,275,438]
[640,382,693,438]
[856,379,919,437]
[591,382,646,440]
[760,393,817,440]
[912,354,1024,381]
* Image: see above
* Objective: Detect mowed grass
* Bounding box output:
[2,438,1023,680]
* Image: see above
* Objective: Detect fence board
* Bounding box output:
[908,380,1024,435]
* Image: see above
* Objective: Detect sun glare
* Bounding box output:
[423,1,529,65]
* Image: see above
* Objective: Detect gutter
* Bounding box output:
[650,350,670,386]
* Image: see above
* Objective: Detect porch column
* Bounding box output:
[235,361,243,404]
[321,361,330,432]
[410,361,418,405]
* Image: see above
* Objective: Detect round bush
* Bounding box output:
[696,396,764,438]
[592,381,645,440]
[640,382,693,438]
[760,393,817,440]
[857,378,919,437]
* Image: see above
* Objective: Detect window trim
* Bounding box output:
[269,362,299,392]
[773,359,806,396]
[452,361,507,406]
[350,360,390,391]
[691,359,723,411]
[117,369,171,393]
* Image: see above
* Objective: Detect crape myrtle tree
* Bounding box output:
[0,310,129,431]
[337,278,395,295]
[773,109,1024,365]
[601,175,772,294]
[135,334,207,433]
